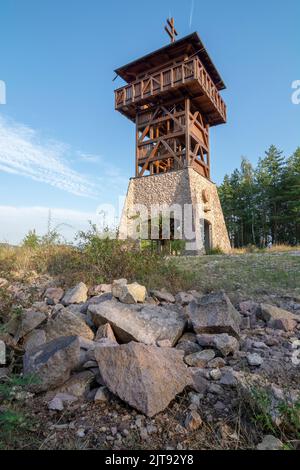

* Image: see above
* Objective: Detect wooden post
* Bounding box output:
[185,98,190,167]
[135,115,139,176]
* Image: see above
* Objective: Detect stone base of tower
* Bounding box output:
[119,168,231,254]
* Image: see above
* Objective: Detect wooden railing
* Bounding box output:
[115,57,226,122]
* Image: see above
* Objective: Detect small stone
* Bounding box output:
[176,341,201,356]
[112,280,147,304]
[48,397,64,411]
[175,292,195,305]
[208,357,226,368]
[76,428,86,438]
[44,287,64,305]
[89,284,112,295]
[240,317,251,329]
[247,353,263,366]
[209,368,221,380]
[0,339,6,365]
[185,349,215,367]
[94,386,110,403]
[151,289,175,303]
[0,278,8,288]
[95,323,117,342]
[184,410,202,431]
[219,370,237,386]
[239,300,259,316]
[257,435,283,450]
[197,333,239,357]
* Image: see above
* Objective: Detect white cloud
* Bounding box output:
[77,152,102,163]
[0,115,98,197]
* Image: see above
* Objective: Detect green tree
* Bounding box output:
[22,229,40,249]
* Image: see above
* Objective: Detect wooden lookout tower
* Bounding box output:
[116,20,230,253]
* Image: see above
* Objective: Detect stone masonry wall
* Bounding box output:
[119,168,230,253]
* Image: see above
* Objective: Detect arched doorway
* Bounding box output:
[204,219,212,253]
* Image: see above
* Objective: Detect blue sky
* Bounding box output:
[0,0,299,243]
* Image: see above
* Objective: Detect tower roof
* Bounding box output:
[115,32,226,91]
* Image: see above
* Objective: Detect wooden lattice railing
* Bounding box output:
[115,57,226,122]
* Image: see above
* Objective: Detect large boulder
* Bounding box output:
[62,282,88,306]
[94,342,191,417]
[23,336,81,392]
[23,329,47,352]
[15,309,47,341]
[45,309,94,342]
[88,299,186,346]
[259,304,299,331]
[187,292,241,339]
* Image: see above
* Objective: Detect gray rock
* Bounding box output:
[88,299,186,346]
[188,292,241,339]
[189,368,209,394]
[112,280,146,304]
[94,342,191,417]
[178,333,198,343]
[95,323,117,342]
[45,309,94,342]
[94,386,110,402]
[239,300,259,316]
[247,352,264,366]
[23,329,46,352]
[219,369,237,386]
[89,284,112,296]
[259,304,299,331]
[53,370,94,398]
[208,357,226,368]
[175,292,195,306]
[257,435,283,450]
[176,341,201,356]
[209,368,221,380]
[23,336,81,392]
[48,393,77,410]
[62,282,88,306]
[185,349,215,367]
[0,339,6,365]
[151,289,175,303]
[15,309,47,341]
[240,317,251,329]
[196,333,239,356]
[44,287,64,305]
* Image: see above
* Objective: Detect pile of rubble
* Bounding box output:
[1,277,300,448]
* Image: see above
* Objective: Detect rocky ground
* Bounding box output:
[0,272,300,450]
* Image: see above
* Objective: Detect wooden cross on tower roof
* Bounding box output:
[164,17,178,43]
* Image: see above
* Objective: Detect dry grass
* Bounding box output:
[231,244,300,255]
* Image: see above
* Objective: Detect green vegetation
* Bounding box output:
[245,385,300,445]
[219,145,300,248]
